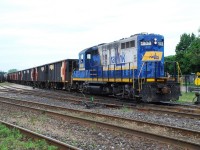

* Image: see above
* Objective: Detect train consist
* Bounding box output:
[7,33,181,102]
[7,59,78,89]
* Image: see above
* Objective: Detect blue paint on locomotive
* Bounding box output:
[73,33,165,81]
[137,34,164,79]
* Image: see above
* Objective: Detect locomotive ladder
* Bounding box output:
[90,69,97,80]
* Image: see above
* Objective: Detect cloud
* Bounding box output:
[0,0,200,71]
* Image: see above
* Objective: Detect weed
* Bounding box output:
[90,123,97,131]
[38,114,48,124]
[0,123,58,150]
[30,116,37,125]
[178,92,197,103]
[65,129,72,137]
[71,139,78,146]
[120,106,132,113]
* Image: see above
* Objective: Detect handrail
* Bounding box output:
[138,62,145,92]
[176,62,182,83]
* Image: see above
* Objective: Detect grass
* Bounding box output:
[0,123,58,150]
[0,82,11,86]
[29,114,48,126]
[120,106,132,113]
[177,92,198,103]
[181,83,195,86]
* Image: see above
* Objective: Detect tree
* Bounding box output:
[175,33,196,53]
[186,37,200,72]
[165,29,199,74]
[175,33,196,74]
[8,69,18,73]
[164,55,176,74]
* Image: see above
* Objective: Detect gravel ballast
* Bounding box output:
[0,84,196,149]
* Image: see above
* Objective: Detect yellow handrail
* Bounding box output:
[176,62,182,83]
[138,62,145,92]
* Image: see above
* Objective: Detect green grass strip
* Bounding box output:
[0,123,58,150]
[178,92,197,103]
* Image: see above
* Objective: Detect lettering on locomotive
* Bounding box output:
[142,51,162,61]
[141,41,151,46]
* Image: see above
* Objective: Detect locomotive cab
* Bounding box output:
[78,46,100,71]
[73,46,107,94]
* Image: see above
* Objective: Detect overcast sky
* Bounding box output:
[0,0,199,72]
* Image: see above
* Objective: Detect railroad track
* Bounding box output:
[0,120,80,150]
[150,103,200,113]
[168,102,200,109]
[0,96,200,149]
[1,84,200,119]
[1,84,200,120]
[138,104,200,119]
[0,84,136,108]
[5,83,200,110]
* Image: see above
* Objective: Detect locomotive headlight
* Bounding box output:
[154,38,157,44]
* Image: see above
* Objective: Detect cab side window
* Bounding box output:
[80,54,84,63]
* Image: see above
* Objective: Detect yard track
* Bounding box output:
[0,96,200,149]
[1,84,200,119]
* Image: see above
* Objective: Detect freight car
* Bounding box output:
[7,33,181,102]
[0,72,6,82]
[72,33,181,102]
[7,59,78,89]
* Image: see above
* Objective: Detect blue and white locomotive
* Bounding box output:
[72,33,181,102]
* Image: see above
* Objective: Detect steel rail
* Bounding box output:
[148,104,200,113]
[7,85,136,105]
[1,85,200,115]
[3,83,200,109]
[136,106,200,119]
[1,90,200,119]
[0,88,126,108]
[1,96,200,143]
[0,99,200,149]
[0,84,135,106]
[0,120,81,150]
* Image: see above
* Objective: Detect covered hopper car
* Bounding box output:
[7,59,78,89]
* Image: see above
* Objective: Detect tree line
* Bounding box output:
[165,29,200,75]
